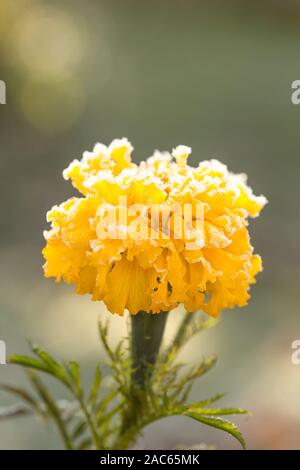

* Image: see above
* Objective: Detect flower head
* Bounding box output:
[43,138,266,316]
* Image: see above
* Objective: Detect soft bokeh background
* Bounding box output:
[1,0,300,449]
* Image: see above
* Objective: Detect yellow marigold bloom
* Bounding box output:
[43,138,267,317]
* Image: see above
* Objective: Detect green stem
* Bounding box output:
[78,395,102,450]
[131,311,169,389]
[117,311,169,448]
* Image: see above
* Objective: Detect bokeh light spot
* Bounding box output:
[19,77,84,134]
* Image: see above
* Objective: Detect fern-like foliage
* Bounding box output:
[0,313,248,449]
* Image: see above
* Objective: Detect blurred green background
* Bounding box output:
[1,0,300,449]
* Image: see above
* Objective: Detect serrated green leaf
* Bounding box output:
[0,384,45,417]
[185,412,246,449]
[186,407,248,416]
[31,344,60,369]
[71,419,87,440]
[88,366,102,408]
[95,389,118,421]
[102,425,118,441]
[28,372,74,450]
[9,351,70,388]
[97,402,123,427]
[185,393,225,409]
[0,383,40,410]
[9,355,51,374]
[77,437,92,450]
[190,355,218,378]
[168,355,218,405]
[177,382,193,405]
[67,361,81,396]
[31,345,70,387]
[98,321,115,361]
[162,314,218,362]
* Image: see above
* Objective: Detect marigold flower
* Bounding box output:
[43,138,266,317]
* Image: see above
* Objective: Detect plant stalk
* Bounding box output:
[131,311,169,389]
[118,311,169,448]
